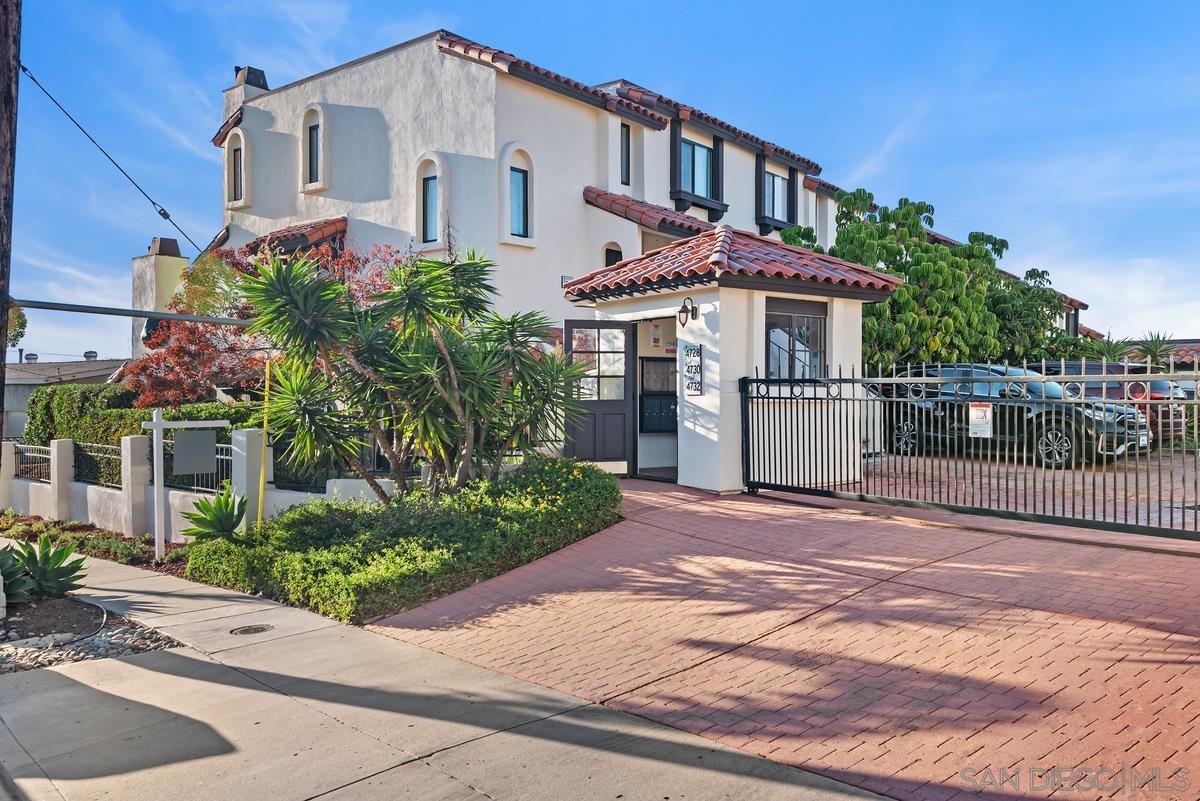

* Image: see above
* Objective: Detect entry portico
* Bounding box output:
[563,225,899,494]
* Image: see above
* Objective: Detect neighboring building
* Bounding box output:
[3,354,125,437]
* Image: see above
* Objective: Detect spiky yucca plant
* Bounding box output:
[15,535,86,598]
[181,483,248,544]
[0,545,36,604]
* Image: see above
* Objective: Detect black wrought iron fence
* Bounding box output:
[740,362,1200,538]
[15,444,50,483]
[74,442,122,488]
[269,433,393,493]
[149,440,232,494]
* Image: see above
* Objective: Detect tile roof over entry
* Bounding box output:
[564,225,901,301]
[583,186,714,236]
[245,217,348,253]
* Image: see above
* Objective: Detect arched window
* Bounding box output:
[300,104,328,192]
[498,143,535,246]
[414,152,449,247]
[225,128,250,209]
[603,243,623,267]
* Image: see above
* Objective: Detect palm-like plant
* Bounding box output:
[1136,330,1176,367]
[241,248,583,496]
[1085,334,1133,362]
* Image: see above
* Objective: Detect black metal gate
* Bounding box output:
[740,363,1200,539]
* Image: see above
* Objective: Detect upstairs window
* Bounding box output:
[421,174,438,243]
[306,123,320,184]
[680,139,713,198]
[605,246,623,267]
[764,172,788,221]
[619,123,631,186]
[231,146,244,202]
[510,167,529,238]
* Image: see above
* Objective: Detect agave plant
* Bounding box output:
[1136,330,1176,367]
[1085,335,1132,362]
[15,535,86,598]
[181,483,248,544]
[0,545,35,604]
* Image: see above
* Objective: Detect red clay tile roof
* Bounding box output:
[435,33,669,130]
[609,82,820,175]
[211,107,244,148]
[583,186,714,236]
[246,217,348,253]
[565,225,900,300]
[1079,324,1106,341]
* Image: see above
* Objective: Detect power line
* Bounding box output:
[18,62,202,253]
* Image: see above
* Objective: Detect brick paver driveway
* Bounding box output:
[372,481,1200,800]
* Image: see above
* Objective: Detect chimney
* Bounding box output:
[223,65,269,118]
[83,350,98,361]
[131,236,187,359]
[24,353,37,363]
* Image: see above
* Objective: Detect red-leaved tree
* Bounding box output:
[121,242,398,408]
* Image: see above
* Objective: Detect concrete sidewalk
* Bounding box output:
[0,553,881,801]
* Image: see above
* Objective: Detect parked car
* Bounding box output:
[875,365,1152,468]
[1038,361,1188,448]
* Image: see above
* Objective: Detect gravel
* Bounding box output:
[0,615,179,674]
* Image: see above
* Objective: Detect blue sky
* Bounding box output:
[12,1,1200,361]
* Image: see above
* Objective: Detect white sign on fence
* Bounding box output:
[683,344,703,396]
[142,409,229,561]
[968,402,993,439]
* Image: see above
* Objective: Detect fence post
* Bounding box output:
[0,440,14,509]
[231,428,271,530]
[48,439,73,521]
[121,435,150,537]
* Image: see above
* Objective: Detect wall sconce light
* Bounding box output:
[677,297,698,328]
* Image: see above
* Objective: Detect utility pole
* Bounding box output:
[0,0,20,441]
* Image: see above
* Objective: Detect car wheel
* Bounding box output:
[1034,424,1075,469]
[889,419,920,454]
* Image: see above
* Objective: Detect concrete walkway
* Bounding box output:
[0,552,880,801]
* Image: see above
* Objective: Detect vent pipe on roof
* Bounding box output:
[83,351,98,361]
[24,353,37,363]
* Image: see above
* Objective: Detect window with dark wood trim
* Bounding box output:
[306,123,320,184]
[680,138,714,198]
[605,247,623,267]
[619,123,631,186]
[764,172,788,221]
[766,305,827,379]
[421,174,438,243]
[509,167,529,237]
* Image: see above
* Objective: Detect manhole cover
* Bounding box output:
[230,624,274,636]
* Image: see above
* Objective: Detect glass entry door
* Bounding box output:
[563,320,635,472]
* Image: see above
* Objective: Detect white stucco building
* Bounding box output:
[130,30,1077,493]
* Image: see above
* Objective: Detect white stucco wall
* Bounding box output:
[213,37,838,330]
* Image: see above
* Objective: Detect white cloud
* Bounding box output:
[1023,250,1200,339]
[846,101,930,185]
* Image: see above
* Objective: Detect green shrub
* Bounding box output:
[0,546,35,604]
[23,383,260,446]
[184,457,620,623]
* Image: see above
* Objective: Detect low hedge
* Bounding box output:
[185,457,622,622]
[24,383,259,446]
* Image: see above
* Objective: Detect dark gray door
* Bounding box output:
[563,320,635,472]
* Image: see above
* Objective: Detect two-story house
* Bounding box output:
[127,30,1080,492]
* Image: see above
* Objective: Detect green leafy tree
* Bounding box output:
[787,190,1001,366]
[242,246,586,499]
[987,268,1075,363]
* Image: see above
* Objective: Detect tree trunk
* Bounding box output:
[345,454,389,503]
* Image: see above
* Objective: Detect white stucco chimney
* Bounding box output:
[222,66,269,120]
[131,237,188,359]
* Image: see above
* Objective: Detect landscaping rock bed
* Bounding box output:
[1,598,178,674]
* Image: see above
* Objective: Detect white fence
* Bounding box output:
[0,430,395,542]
